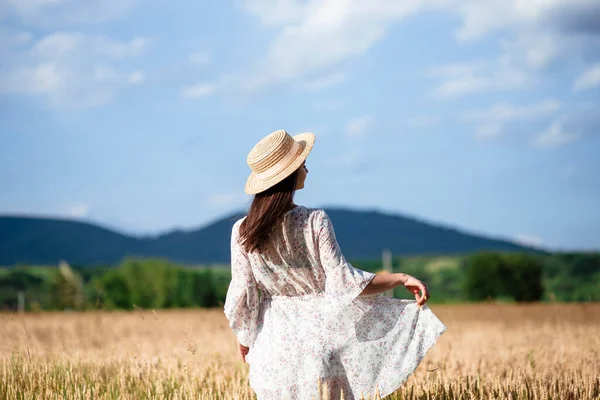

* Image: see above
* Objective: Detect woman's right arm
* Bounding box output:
[360,272,430,306]
[314,209,430,307]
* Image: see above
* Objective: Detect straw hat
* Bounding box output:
[245,129,315,194]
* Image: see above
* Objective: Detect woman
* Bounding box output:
[224,130,447,399]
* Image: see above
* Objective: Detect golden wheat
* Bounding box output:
[1,304,599,399]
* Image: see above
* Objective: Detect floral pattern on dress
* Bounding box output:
[224,206,447,399]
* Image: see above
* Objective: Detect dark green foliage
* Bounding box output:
[95,259,225,310]
[100,271,132,309]
[464,253,509,300]
[503,254,544,302]
[542,252,600,302]
[0,250,598,311]
[165,269,193,308]
[464,252,544,302]
[567,253,600,277]
[121,260,167,308]
[0,259,227,311]
[431,267,464,300]
[1,269,44,290]
[0,268,49,310]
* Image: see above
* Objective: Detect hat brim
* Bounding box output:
[245,132,315,195]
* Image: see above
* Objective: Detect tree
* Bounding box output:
[101,271,132,309]
[193,269,218,307]
[0,270,45,310]
[464,253,507,301]
[570,254,600,278]
[503,254,543,302]
[464,252,544,302]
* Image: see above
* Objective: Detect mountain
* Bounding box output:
[0,207,535,266]
[322,208,532,259]
[0,216,144,265]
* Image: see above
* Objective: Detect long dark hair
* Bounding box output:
[239,170,299,253]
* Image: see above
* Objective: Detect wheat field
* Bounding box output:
[1,303,599,400]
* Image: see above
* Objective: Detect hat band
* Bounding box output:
[254,140,301,180]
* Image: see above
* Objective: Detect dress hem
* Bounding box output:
[378,312,447,399]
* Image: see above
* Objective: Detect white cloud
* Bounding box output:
[430,58,529,99]
[463,99,561,139]
[189,52,210,65]
[0,32,150,108]
[345,115,372,138]
[45,33,146,58]
[515,233,543,248]
[66,203,89,218]
[463,99,561,122]
[533,106,599,147]
[0,30,32,50]
[474,124,502,139]
[449,0,600,42]
[301,72,347,91]
[405,114,440,129]
[239,0,599,98]
[180,82,215,98]
[241,0,423,90]
[504,31,563,70]
[0,3,141,109]
[243,0,308,26]
[533,121,579,147]
[127,71,145,85]
[429,0,600,98]
[13,32,32,44]
[573,64,600,92]
[445,1,508,42]
[429,61,483,77]
[0,0,138,26]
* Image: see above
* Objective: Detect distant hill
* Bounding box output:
[0,207,535,266]
[0,216,144,265]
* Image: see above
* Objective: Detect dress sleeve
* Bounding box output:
[223,220,261,347]
[317,210,377,331]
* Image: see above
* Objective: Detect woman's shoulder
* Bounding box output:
[293,206,329,225]
[231,206,327,231]
[292,205,322,215]
[231,215,247,233]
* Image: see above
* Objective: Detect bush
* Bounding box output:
[464,253,508,301]
[503,254,543,302]
[95,259,222,309]
[101,271,132,309]
[464,252,543,302]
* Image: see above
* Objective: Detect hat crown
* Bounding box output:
[247,130,296,174]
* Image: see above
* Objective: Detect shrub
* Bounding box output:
[464,252,544,302]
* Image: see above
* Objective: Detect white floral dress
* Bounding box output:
[224,206,447,399]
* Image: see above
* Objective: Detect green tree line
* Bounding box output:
[354,251,600,303]
[0,259,230,311]
[1,252,599,311]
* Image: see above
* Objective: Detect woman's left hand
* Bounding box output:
[239,342,250,363]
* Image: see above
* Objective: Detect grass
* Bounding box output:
[1,303,599,399]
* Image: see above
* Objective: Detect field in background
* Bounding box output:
[1,303,599,399]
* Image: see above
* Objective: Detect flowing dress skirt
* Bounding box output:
[245,293,447,400]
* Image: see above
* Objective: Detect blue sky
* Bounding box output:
[1,0,599,250]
